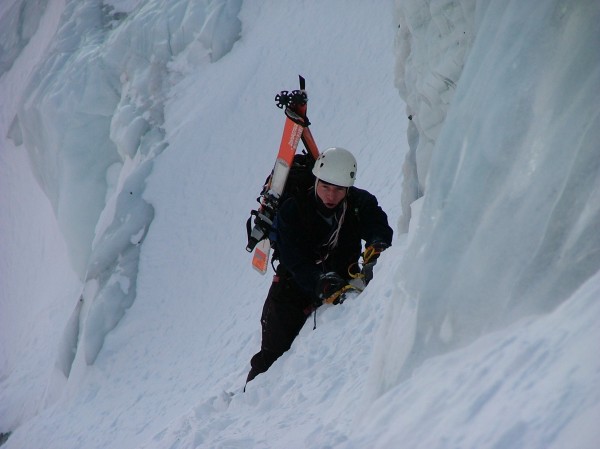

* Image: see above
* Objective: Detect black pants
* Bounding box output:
[247,275,314,383]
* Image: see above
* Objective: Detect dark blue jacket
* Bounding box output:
[273,186,393,300]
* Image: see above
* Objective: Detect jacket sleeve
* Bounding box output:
[352,188,394,247]
[274,199,322,297]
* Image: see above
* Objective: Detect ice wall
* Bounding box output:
[14,0,241,275]
[10,0,242,367]
[395,0,476,230]
[375,0,600,393]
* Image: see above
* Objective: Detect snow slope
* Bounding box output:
[1,0,599,448]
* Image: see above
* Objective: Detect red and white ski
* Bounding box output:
[246,76,319,274]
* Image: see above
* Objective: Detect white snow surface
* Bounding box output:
[1,0,599,448]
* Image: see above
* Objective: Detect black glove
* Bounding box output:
[315,272,346,303]
[372,240,390,251]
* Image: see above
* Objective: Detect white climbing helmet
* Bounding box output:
[312,147,357,187]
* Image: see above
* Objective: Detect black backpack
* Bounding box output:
[246,151,316,252]
[276,151,316,207]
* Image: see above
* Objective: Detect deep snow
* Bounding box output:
[1,0,599,448]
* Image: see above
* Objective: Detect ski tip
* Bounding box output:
[299,75,305,90]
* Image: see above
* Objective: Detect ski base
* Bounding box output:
[252,239,271,274]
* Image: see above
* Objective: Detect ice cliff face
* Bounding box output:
[8,0,242,366]
[376,0,600,391]
[12,0,242,275]
[395,0,477,231]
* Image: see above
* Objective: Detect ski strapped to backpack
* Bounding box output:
[246,76,320,274]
